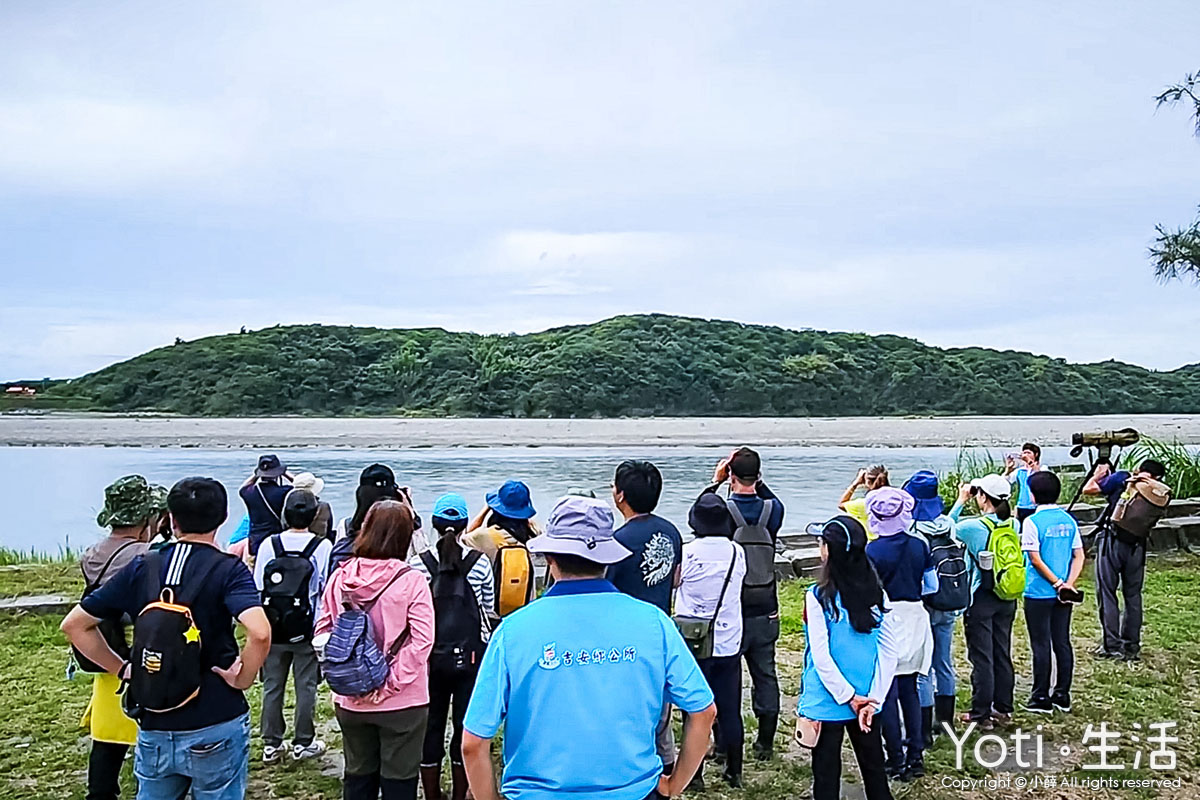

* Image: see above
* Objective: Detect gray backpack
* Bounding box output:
[728,499,776,610]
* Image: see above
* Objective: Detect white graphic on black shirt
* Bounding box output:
[641,532,674,587]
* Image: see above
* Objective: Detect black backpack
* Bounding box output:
[124,549,224,720]
[261,534,322,644]
[728,499,777,610]
[420,550,487,674]
[923,530,971,612]
[72,541,140,673]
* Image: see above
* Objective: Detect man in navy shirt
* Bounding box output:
[702,447,785,760]
[606,460,684,773]
[63,477,272,800]
[239,454,293,557]
[1083,458,1168,660]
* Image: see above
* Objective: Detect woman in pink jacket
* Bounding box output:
[316,500,435,800]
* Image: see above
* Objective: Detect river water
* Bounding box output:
[4,414,1199,553]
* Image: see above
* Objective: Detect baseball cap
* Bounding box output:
[970,474,1012,500]
[283,488,319,520]
[432,492,469,522]
[360,463,396,488]
[804,515,868,552]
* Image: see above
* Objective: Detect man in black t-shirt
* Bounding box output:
[63,477,271,800]
[606,459,684,775]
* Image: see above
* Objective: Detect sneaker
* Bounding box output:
[291,740,327,761]
[262,744,285,764]
[1092,646,1123,660]
[991,712,1014,727]
[721,771,743,789]
[1025,699,1054,715]
[905,761,926,781]
[751,740,773,762]
[1052,696,1072,713]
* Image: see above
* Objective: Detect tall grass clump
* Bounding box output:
[0,547,82,567]
[1122,438,1200,500]
[937,449,1006,509]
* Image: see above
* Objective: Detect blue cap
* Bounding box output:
[486,480,536,520]
[903,470,945,522]
[432,492,469,521]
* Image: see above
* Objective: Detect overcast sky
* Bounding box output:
[3,1,1200,380]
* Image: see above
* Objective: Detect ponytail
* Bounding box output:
[434,516,467,572]
[988,495,1012,522]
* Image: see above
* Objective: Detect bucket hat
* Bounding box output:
[527,496,630,564]
[486,480,536,520]
[96,475,163,528]
[292,472,325,497]
[903,470,944,522]
[866,487,915,537]
[688,493,735,537]
[255,454,287,479]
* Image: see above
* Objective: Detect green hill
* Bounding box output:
[31,315,1200,416]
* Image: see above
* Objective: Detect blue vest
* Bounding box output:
[1024,506,1079,599]
[799,587,881,722]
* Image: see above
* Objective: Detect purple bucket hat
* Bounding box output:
[866,487,915,537]
[527,496,631,565]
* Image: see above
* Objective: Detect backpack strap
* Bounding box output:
[269,534,284,560]
[419,551,438,578]
[725,498,750,529]
[360,565,411,612]
[298,535,322,562]
[141,550,165,607]
[157,544,230,606]
[711,546,738,624]
[462,550,483,572]
[85,539,141,593]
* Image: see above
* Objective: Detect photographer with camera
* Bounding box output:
[1003,443,1043,523]
[1083,458,1170,661]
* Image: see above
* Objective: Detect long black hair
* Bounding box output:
[979,490,1012,522]
[350,483,400,536]
[434,514,468,572]
[815,516,886,634]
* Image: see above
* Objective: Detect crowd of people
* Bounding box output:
[58,442,1173,800]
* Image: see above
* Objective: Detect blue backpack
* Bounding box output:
[324,566,410,697]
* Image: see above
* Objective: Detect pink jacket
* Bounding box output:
[315,557,434,712]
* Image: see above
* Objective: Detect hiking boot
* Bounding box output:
[262,744,285,764]
[905,757,926,781]
[1025,698,1053,715]
[921,705,934,749]
[291,740,327,761]
[753,713,777,761]
[934,696,956,737]
[885,760,907,781]
[722,770,743,789]
[1051,693,1072,713]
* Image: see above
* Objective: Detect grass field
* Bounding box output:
[1,553,1197,799]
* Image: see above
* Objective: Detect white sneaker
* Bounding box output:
[262,744,285,764]
[292,740,327,761]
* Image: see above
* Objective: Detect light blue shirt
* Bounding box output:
[1021,506,1082,600]
[949,502,1007,600]
[1013,467,1036,510]
[463,579,714,800]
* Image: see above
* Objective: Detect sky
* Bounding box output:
[2,1,1200,381]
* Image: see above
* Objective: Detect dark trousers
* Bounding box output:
[261,642,320,747]
[1025,597,1074,704]
[86,740,128,800]
[811,720,893,800]
[1095,531,1146,655]
[963,590,1016,719]
[421,666,478,767]
[698,654,744,775]
[879,674,922,769]
[337,705,428,800]
[741,613,781,716]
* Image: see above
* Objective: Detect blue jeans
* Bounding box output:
[134,713,250,800]
[918,610,957,706]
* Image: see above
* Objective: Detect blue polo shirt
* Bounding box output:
[463,579,714,800]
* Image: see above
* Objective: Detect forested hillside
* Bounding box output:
[33,315,1200,417]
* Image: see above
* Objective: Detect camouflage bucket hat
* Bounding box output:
[96,475,163,528]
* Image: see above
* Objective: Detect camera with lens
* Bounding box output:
[1069,428,1140,460]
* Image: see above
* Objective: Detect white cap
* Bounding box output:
[970,473,1012,500]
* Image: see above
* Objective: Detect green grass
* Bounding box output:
[938,449,1007,508]
[1123,438,1200,499]
[3,555,1199,798]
